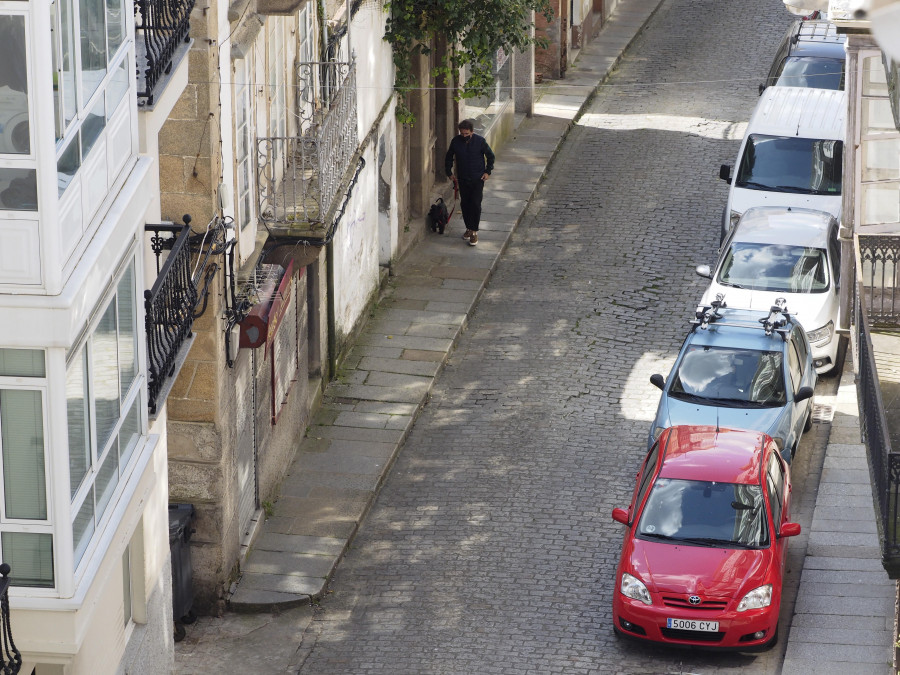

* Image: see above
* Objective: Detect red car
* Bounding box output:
[611,425,800,651]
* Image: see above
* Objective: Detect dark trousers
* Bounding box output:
[458,178,484,231]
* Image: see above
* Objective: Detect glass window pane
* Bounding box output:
[72,490,95,566]
[118,397,139,467]
[0,168,37,211]
[0,349,44,377]
[67,350,90,498]
[117,263,137,400]
[862,182,900,225]
[80,95,106,161]
[1,389,47,520]
[2,532,53,588]
[862,137,900,182]
[862,97,897,136]
[92,299,120,452]
[106,0,125,58]
[863,55,888,97]
[95,446,118,518]
[79,0,107,101]
[52,0,78,141]
[107,58,128,119]
[0,15,30,155]
[57,135,80,196]
[59,0,77,134]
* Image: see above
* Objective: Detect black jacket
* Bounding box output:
[445,134,495,181]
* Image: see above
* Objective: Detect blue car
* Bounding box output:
[648,297,816,462]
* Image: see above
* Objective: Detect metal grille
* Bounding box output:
[257,60,358,232]
[858,234,900,326]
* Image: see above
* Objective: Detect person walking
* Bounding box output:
[445,119,495,246]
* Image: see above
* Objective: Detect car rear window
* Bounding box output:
[774,56,844,90]
[670,345,786,406]
[737,135,842,196]
[637,479,770,548]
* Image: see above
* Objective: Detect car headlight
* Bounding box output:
[729,210,742,229]
[806,321,834,346]
[620,573,652,605]
[737,584,772,612]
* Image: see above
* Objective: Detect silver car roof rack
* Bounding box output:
[691,294,792,340]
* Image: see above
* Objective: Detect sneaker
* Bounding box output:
[468,232,478,246]
[462,229,472,240]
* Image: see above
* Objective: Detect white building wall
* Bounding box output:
[334,141,381,335]
[333,2,397,337]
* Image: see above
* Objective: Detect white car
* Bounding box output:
[719,86,845,241]
[696,206,841,374]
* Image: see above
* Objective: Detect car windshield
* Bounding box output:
[736,135,842,196]
[774,56,844,90]
[718,242,829,293]
[637,478,770,548]
[669,345,786,406]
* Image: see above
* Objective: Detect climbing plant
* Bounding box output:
[384,0,553,125]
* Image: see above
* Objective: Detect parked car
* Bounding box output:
[762,19,846,92]
[648,298,815,462]
[719,86,845,241]
[612,425,801,651]
[696,206,841,374]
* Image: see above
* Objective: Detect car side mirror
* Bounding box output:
[719,164,732,182]
[779,522,801,538]
[758,83,766,95]
[795,386,814,403]
[612,508,629,525]
[650,374,665,390]
[695,264,712,279]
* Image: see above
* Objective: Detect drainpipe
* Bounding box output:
[326,239,337,379]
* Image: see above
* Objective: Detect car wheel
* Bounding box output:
[804,408,814,433]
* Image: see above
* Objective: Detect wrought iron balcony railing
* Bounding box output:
[134,0,195,106]
[854,235,900,577]
[858,233,900,326]
[257,60,358,236]
[145,223,198,415]
[0,564,21,674]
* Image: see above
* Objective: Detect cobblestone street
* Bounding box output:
[292,0,834,672]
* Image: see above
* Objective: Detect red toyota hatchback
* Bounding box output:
[611,425,800,651]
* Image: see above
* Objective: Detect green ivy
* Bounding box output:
[384,0,553,125]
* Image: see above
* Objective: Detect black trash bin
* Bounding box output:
[168,503,196,641]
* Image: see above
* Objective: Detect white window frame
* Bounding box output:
[0,377,54,590]
[65,255,146,582]
[235,54,256,240]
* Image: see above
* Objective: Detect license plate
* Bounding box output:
[667,618,719,632]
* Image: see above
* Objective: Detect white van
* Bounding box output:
[719,86,845,240]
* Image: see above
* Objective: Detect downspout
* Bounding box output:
[326,240,337,379]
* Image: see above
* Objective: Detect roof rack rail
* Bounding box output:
[690,294,792,340]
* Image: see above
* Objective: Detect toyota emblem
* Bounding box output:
[688,595,701,605]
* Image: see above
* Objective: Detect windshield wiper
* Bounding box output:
[639,532,678,542]
[679,537,757,549]
[773,185,812,194]
[668,391,711,404]
[735,180,791,192]
[718,279,745,289]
